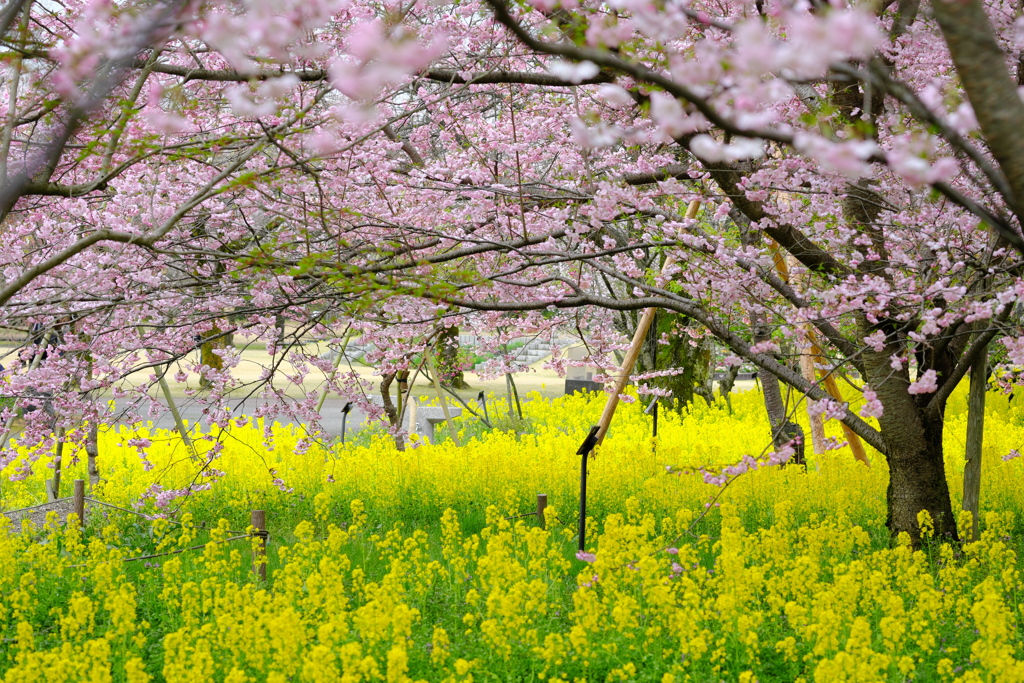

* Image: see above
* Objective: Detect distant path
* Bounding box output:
[109,380,756,438]
[111,398,375,440]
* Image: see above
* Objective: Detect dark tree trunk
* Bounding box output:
[842,169,959,542]
[750,315,805,466]
[200,325,233,389]
[380,372,406,451]
[862,328,959,543]
[881,407,958,543]
[633,311,713,412]
[436,326,470,389]
[86,422,100,487]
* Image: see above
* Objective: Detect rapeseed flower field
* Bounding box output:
[2,388,1023,682]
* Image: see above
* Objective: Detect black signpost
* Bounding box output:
[341,402,352,444]
[576,425,600,552]
[478,390,489,425]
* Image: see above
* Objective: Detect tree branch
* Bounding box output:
[932,0,1024,223]
[447,290,888,451]
[925,306,1013,417]
[137,61,613,87]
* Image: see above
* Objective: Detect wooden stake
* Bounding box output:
[536,493,547,530]
[73,479,85,528]
[251,509,267,581]
[51,426,65,500]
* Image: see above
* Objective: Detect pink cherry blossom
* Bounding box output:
[859,388,884,419]
[908,369,939,395]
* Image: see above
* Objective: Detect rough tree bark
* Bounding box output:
[962,343,987,541]
[634,311,714,412]
[436,326,470,389]
[860,326,959,541]
[86,422,100,488]
[380,371,406,451]
[755,344,806,466]
[717,364,742,415]
[199,325,233,389]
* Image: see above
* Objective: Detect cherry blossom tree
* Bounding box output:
[5,0,1024,541]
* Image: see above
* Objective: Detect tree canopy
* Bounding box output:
[3,0,1024,539]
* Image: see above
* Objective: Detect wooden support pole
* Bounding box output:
[595,199,700,445]
[536,493,547,530]
[595,305,659,445]
[73,479,85,528]
[963,344,987,542]
[316,329,352,415]
[425,348,461,447]
[821,372,870,466]
[251,509,267,581]
[159,365,200,462]
[768,240,869,466]
[810,339,870,467]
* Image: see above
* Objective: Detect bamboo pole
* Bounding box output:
[768,241,869,466]
[789,256,827,454]
[594,199,701,445]
[158,365,200,462]
[316,328,352,414]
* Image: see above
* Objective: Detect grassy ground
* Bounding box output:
[3,387,1024,681]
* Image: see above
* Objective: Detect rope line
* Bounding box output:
[83,497,248,535]
[69,533,260,568]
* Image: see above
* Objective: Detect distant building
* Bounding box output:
[564,345,604,395]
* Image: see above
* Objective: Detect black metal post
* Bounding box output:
[645,396,660,438]
[579,452,588,552]
[577,425,600,552]
[478,390,489,425]
[341,402,352,444]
